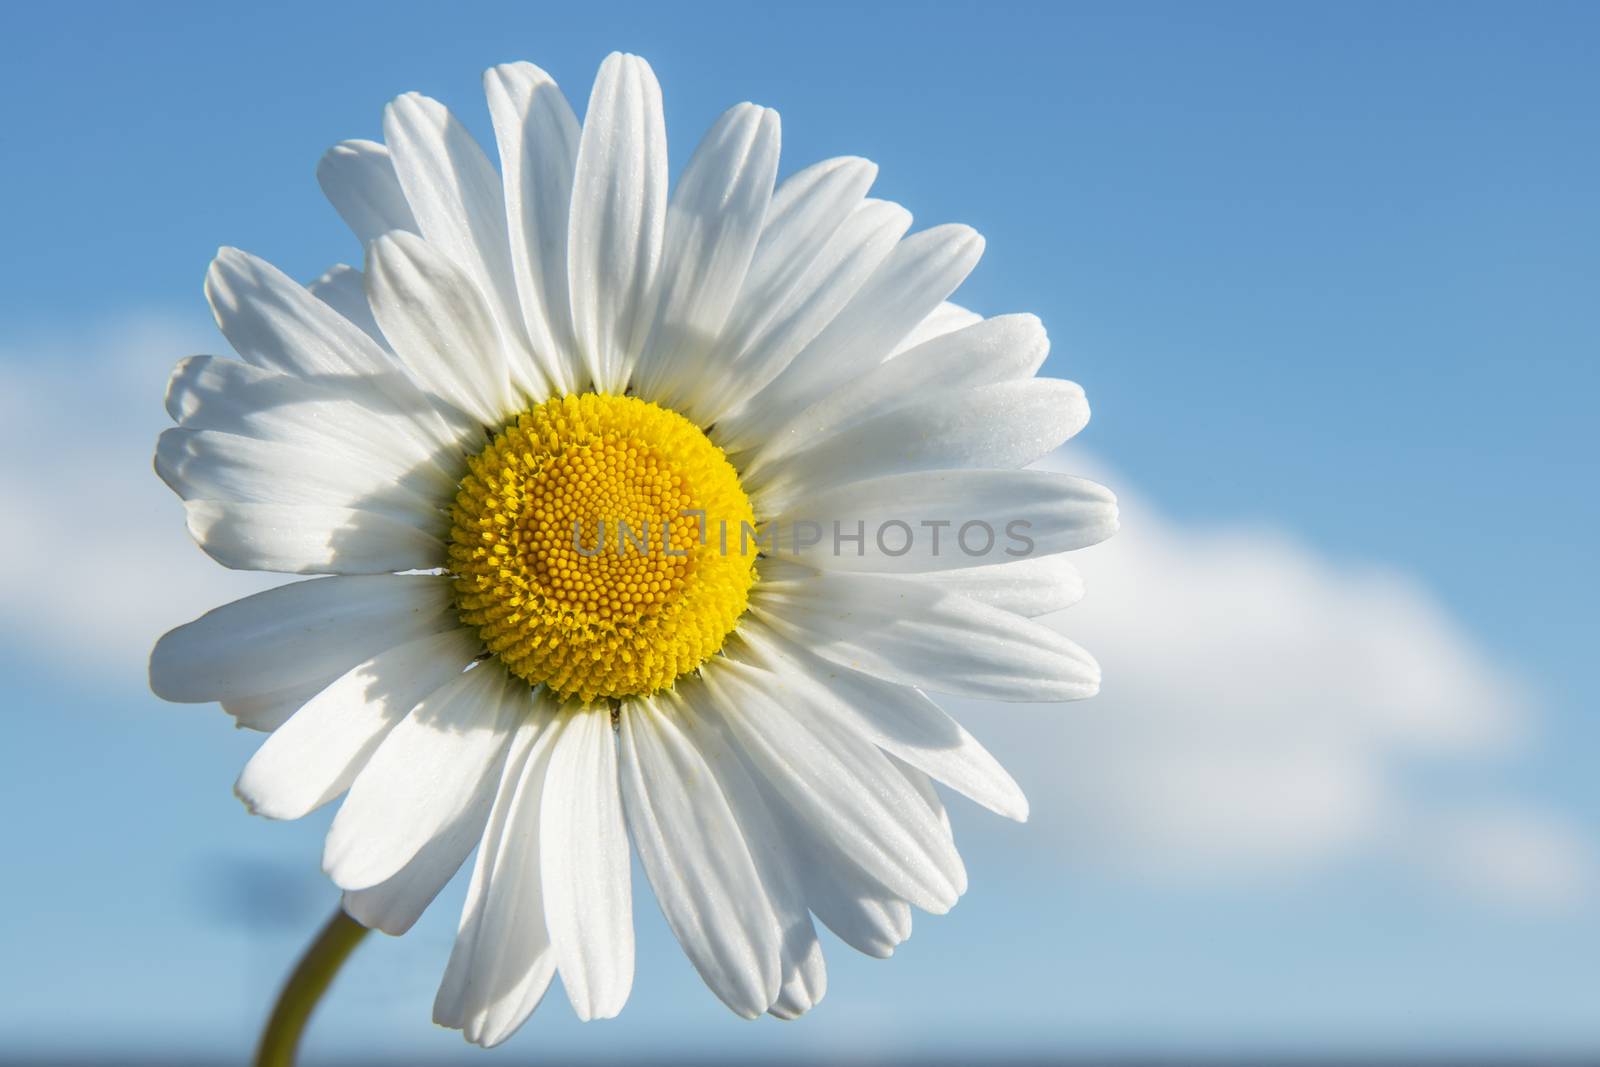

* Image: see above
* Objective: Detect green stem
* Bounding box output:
[254,906,370,1067]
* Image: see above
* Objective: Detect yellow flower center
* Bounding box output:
[448,393,757,703]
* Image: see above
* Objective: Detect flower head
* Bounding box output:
[151,53,1117,1046]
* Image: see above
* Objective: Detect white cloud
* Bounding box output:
[1402,804,1594,911]
[0,313,277,686]
[0,314,1587,909]
[948,450,1592,906]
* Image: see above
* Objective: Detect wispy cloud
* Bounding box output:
[0,313,278,685]
[952,450,1592,908]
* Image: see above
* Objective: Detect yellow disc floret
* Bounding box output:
[448,394,757,702]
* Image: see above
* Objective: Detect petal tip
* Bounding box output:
[147,635,178,701]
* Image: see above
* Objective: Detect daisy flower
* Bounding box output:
[150,53,1118,1046]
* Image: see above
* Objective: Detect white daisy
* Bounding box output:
[151,53,1118,1046]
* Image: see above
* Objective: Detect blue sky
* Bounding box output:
[2,1,1597,1061]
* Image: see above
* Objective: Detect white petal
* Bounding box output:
[149,575,454,703]
[307,264,387,347]
[342,783,491,936]
[752,568,1100,702]
[634,104,781,407]
[889,301,983,357]
[740,625,1028,821]
[797,851,913,957]
[567,53,667,393]
[727,223,984,432]
[383,93,543,395]
[435,698,563,1047]
[619,696,780,1018]
[742,313,1051,471]
[706,199,909,435]
[773,469,1119,572]
[323,664,520,890]
[204,248,458,452]
[671,677,827,1017]
[766,928,826,1020]
[207,248,402,380]
[720,156,878,361]
[699,659,964,914]
[541,707,634,1020]
[182,500,445,575]
[895,759,952,838]
[483,62,582,394]
[365,230,522,427]
[316,139,419,245]
[752,378,1090,509]
[156,427,445,526]
[728,714,913,961]
[897,553,1086,617]
[726,722,913,960]
[163,355,458,493]
[221,678,334,732]
[236,628,483,820]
